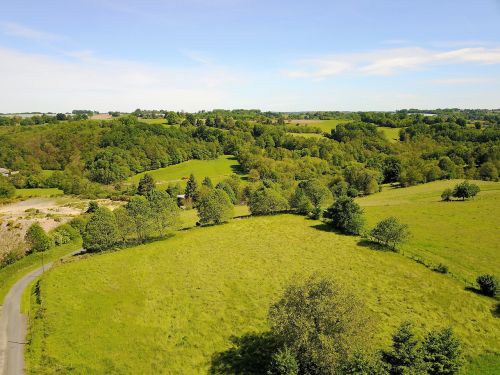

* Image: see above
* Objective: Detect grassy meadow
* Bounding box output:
[0,238,81,303]
[359,179,500,283]
[15,188,64,198]
[129,155,242,189]
[26,210,499,374]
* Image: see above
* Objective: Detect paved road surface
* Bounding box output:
[0,250,81,375]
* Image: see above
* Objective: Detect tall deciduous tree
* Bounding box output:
[83,207,120,252]
[25,223,51,253]
[196,189,234,225]
[324,196,365,235]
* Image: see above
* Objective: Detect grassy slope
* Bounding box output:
[359,180,500,283]
[0,238,81,304]
[27,214,499,374]
[287,120,401,143]
[129,155,242,189]
[15,188,64,198]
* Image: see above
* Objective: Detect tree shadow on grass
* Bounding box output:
[209,332,277,375]
[492,303,500,318]
[310,223,339,233]
[356,239,394,252]
[464,286,484,297]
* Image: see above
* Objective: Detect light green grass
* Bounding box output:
[26,214,499,374]
[312,119,350,133]
[179,204,250,229]
[129,155,243,189]
[359,180,500,283]
[0,239,81,304]
[140,118,168,125]
[379,126,401,143]
[15,188,64,198]
[288,132,324,139]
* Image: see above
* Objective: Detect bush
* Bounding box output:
[268,347,298,375]
[25,223,51,253]
[441,188,453,201]
[434,263,449,274]
[324,196,365,235]
[476,274,499,297]
[86,201,99,213]
[0,176,15,198]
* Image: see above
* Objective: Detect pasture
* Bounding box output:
[129,155,243,189]
[26,212,499,374]
[359,179,500,283]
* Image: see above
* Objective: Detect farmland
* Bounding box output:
[26,194,500,374]
[129,155,243,189]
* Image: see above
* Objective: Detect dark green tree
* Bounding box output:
[86,201,99,213]
[476,274,499,297]
[137,173,155,196]
[268,346,299,375]
[216,181,237,204]
[452,181,480,200]
[422,328,462,374]
[324,196,365,235]
[185,173,199,202]
[202,176,213,188]
[382,321,425,374]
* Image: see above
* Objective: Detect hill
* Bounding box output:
[26,212,500,374]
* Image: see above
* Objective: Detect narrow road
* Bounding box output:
[0,250,82,375]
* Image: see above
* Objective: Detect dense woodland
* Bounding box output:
[0,109,499,202]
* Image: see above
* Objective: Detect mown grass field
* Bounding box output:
[129,155,242,189]
[27,211,499,374]
[359,179,500,283]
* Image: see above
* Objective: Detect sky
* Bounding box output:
[1,0,500,112]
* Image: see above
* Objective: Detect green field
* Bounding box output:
[286,120,401,143]
[15,188,64,198]
[129,155,243,189]
[358,179,500,283]
[27,210,499,374]
[0,239,81,304]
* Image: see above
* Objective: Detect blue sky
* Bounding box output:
[1,0,500,112]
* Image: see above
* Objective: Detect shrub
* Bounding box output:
[0,176,15,198]
[324,196,365,235]
[86,201,99,213]
[476,274,499,297]
[434,263,449,274]
[369,217,410,250]
[441,188,453,201]
[268,347,298,375]
[25,223,51,253]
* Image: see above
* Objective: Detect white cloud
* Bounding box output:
[0,47,246,112]
[286,46,500,78]
[0,22,65,42]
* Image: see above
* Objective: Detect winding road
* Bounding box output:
[0,250,82,375]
